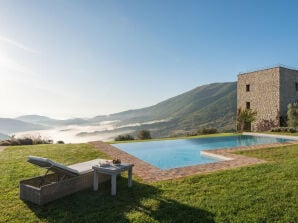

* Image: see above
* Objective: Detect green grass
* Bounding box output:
[110,133,239,144]
[0,143,297,222]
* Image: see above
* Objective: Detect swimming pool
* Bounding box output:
[113,135,291,170]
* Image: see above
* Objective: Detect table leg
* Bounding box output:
[128,167,133,187]
[93,171,98,191]
[111,174,117,195]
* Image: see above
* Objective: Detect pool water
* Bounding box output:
[113,135,291,170]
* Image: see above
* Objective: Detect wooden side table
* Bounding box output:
[92,163,134,195]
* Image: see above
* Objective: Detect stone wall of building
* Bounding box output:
[279,67,298,116]
[237,67,280,130]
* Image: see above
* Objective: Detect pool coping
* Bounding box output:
[89,133,298,182]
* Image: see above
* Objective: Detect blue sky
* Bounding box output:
[1,0,298,119]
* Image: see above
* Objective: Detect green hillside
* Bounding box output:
[109,82,237,136]
[6,82,237,138]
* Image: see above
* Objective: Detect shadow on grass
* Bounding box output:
[25,177,214,223]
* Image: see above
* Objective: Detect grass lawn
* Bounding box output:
[0,143,297,223]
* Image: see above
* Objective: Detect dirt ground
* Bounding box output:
[0,146,7,152]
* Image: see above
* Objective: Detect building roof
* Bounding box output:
[238,65,298,76]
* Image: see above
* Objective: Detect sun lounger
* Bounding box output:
[20,156,110,205]
[27,155,105,177]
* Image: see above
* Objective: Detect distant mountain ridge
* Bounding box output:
[0,82,237,138]
[0,118,47,135]
[16,115,88,126]
[85,82,237,136]
[17,115,58,125]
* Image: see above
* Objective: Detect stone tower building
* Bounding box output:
[237,66,298,131]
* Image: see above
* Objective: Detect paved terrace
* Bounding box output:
[90,139,298,182]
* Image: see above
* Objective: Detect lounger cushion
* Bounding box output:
[28,156,109,176]
[68,159,107,175]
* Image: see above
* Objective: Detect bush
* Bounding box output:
[198,128,218,135]
[223,128,236,133]
[114,134,135,141]
[57,140,65,144]
[255,119,279,131]
[17,138,33,145]
[186,131,198,136]
[0,135,53,146]
[289,128,296,133]
[137,130,152,140]
[0,141,11,146]
[271,127,281,132]
[271,127,297,133]
[287,102,298,127]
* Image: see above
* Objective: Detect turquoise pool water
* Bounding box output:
[113,135,291,170]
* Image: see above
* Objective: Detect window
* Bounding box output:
[296,83,298,91]
[246,102,250,109]
[246,84,250,92]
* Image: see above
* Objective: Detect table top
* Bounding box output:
[92,163,134,174]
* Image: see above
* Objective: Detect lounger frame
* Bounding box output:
[20,172,110,205]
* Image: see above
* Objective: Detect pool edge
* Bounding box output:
[90,138,298,182]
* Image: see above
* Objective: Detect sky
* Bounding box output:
[1,0,298,119]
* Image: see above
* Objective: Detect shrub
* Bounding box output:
[0,135,53,146]
[114,134,135,141]
[271,127,297,133]
[184,131,198,137]
[57,140,65,144]
[223,128,236,133]
[137,130,152,140]
[0,141,11,146]
[17,138,33,145]
[287,102,298,127]
[186,131,198,136]
[279,115,287,127]
[271,127,281,132]
[198,128,218,135]
[289,128,296,133]
[255,119,279,131]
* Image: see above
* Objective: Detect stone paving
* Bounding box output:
[89,140,298,182]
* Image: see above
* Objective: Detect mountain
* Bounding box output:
[111,82,236,131]
[17,115,58,125]
[17,115,89,126]
[4,82,237,139]
[81,82,237,137]
[0,118,47,134]
[60,118,89,125]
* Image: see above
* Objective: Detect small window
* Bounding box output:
[246,102,251,109]
[246,84,250,92]
[296,83,298,91]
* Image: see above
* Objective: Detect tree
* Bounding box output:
[237,108,257,132]
[137,130,152,140]
[114,134,135,141]
[287,102,298,127]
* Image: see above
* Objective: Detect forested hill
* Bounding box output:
[95,82,237,136]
